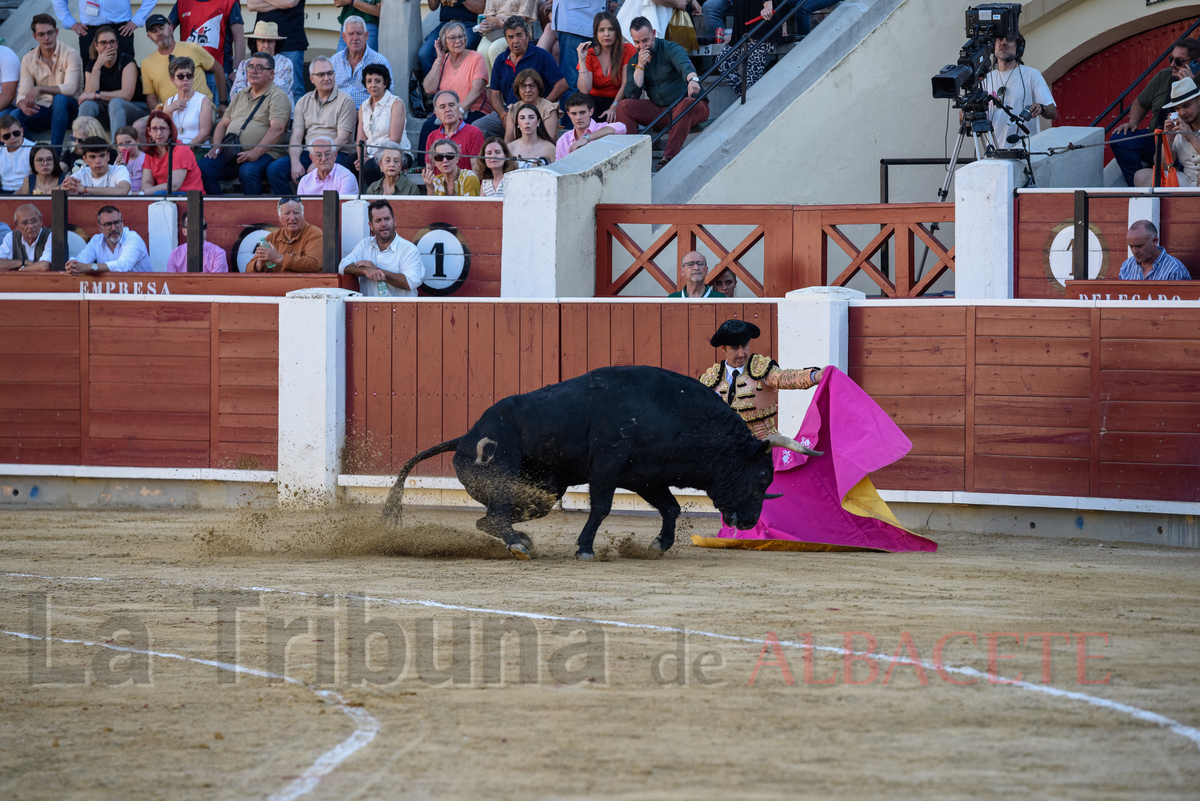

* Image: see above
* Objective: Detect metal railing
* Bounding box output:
[1088,16,1200,133]
[642,5,805,150]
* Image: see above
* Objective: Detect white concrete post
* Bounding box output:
[340,198,370,262]
[1127,196,1159,260]
[377,0,425,84]
[954,159,1015,299]
[776,286,862,436]
[277,287,360,507]
[146,200,179,272]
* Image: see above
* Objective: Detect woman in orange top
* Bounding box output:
[141,110,204,195]
[575,12,637,121]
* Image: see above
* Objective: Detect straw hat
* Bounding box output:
[1164,77,1200,108]
[248,21,286,42]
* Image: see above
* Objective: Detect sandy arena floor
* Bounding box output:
[2,505,1199,800]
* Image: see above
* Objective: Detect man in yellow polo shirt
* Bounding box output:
[140,14,226,116]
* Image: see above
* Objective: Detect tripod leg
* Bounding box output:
[938,128,968,202]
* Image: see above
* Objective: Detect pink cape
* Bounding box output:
[700,366,937,553]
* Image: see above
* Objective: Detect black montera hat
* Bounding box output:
[710,319,760,348]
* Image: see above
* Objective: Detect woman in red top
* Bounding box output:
[141,110,205,195]
[575,12,637,122]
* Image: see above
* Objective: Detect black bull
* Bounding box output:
[380,366,818,560]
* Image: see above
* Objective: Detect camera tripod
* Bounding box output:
[937,106,998,201]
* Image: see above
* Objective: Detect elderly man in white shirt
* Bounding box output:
[66,205,151,274]
[338,198,423,297]
[0,204,52,271]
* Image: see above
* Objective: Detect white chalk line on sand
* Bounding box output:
[7,571,1200,754]
[1,601,379,801]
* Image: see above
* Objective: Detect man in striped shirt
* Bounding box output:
[1119,220,1191,280]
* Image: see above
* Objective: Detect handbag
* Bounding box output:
[220,93,269,166]
[666,8,698,52]
[1156,128,1182,188]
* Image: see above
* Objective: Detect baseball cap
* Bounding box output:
[145,14,170,32]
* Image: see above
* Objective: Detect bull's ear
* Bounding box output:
[753,437,773,459]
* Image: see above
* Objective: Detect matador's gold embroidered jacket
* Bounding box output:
[699,354,820,438]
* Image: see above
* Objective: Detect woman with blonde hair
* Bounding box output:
[475,137,515,197]
[61,116,111,173]
[422,138,481,196]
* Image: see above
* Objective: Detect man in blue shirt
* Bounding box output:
[476,18,566,138]
[1119,220,1192,280]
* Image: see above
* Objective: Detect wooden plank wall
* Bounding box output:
[0,299,279,469]
[851,304,1200,503]
[393,200,503,297]
[1014,194,1130,298]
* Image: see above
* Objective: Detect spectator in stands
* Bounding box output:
[478,0,538,72]
[113,126,144,192]
[61,115,111,173]
[476,137,515,196]
[502,68,560,141]
[366,144,421,195]
[297,137,358,194]
[200,52,290,195]
[419,0,484,76]
[1135,78,1200,187]
[421,22,489,157]
[478,18,567,138]
[0,116,34,194]
[423,138,481,195]
[0,45,20,114]
[550,0,604,96]
[229,22,294,103]
[247,0,307,103]
[423,90,484,170]
[616,16,707,169]
[576,12,635,120]
[508,101,556,165]
[355,63,410,188]
[66,205,151,274]
[0,204,52,271]
[335,0,381,52]
[331,18,394,109]
[18,145,65,195]
[248,196,322,272]
[16,15,82,149]
[701,0,729,39]
[163,56,213,145]
[668,251,723,297]
[170,0,246,90]
[718,0,779,98]
[980,33,1055,149]
[167,210,229,272]
[142,110,205,194]
[712,267,737,297]
[52,0,150,60]
[62,136,131,194]
[1120,220,1191,281]
[268,56,356,194]
[339,198,425,296]
[141,13,224,129]
[1110,38,1200,187]
[795,0,840,35]
[556,92,625,159]
[78,26,148,137]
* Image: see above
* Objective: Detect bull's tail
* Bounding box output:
[380,438,462,526]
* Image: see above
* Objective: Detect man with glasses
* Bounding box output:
[15,14,82,149]
[0,205,53,271]
[51,0,153,61]
[339,199,423,297]
[1110,37,1200,187]
[980,33,1055,150]
[267,56,356,194]
[200,51,290,194]
[297,137,357,195]
[668,251,725,298]
[247,196,322,272]
[247,0,308,104]
[66,205,151,274]
[330,17,393,109]
[0,116,34,194]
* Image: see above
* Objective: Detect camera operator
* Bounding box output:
[982,33,1055,147]
[1110,37,1200,187]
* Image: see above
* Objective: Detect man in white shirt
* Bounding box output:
[61,136,131,195]
[981,33,1056,148]
[0,204,52,271]
[0,45,21,114]
[338,199,424,297]
[0,115,34,192]
[66,205,151,274]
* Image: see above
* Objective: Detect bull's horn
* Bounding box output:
[765,433,824,457]
[764,492,784,499]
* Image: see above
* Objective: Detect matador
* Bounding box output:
[699,319,824,439]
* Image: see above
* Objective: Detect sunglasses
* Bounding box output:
[1172,57,1192,66]
[1,130,21,141]
[431,153,455,162]
[173,71,194,80]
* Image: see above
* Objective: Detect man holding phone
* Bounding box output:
[1110,37,1200,187]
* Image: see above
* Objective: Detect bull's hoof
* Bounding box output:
[575,549,594,561]
[508,542,532,560]
[648,537,669,557]
[514,532,534,551]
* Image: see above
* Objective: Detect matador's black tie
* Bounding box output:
[726,369,740,404]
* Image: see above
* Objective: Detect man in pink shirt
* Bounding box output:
[166,212,229,272]
[555,92,624,161]
[297,136,358,195]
